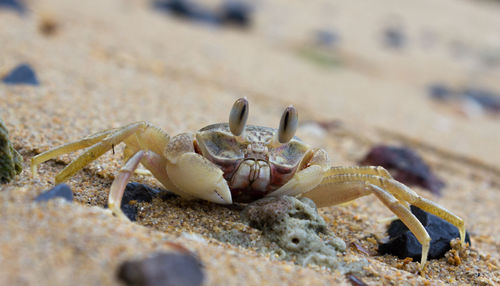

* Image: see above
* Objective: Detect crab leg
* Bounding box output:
[303,171,465,268]
[108,150,146,219]
[53,122,147,183]
[303,179,431,267]
[326,166,393,179]
[318,173,464,242]
[31,127,117,175]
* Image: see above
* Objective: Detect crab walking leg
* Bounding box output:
[302,180,431,268]
[108,150,145,219]
[311,173,466,244]
[326,166,393,179]
[31,128,117,176]
[54,122,147,183]
[369,184,431,267]
[343,174,464,244]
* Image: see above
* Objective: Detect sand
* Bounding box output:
[0,0,499,285]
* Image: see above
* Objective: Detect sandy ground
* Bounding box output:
[1,0,499,285]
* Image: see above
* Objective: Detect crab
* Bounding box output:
[31,98,465,269]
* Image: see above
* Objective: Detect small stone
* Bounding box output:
[153,0,220,26]
[383,26,406,49]
[463,87,500,114]
[315,29,340,48]
[0,0,26,14]
[428,83,454,101]
[359,145,445,196]
[378,205,471,261]
[121,204,138,221]
[218,1,252,28]
[117,252,204,286]
[114,182,161,221]
[2,64,40,86]
[122,182,160,205]
[35,184,73,203]
[0,119,22,183]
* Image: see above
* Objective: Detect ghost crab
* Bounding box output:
[31,98,465,269]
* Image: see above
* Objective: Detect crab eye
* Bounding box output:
[278,105,298,143]
[229,97,249,136]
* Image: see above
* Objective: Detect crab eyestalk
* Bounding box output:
[277,105,298,144]
[229,97,249,136]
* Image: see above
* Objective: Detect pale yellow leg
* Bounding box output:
[31,127,117,175]
[303,179,431,268]
[53,122,147,183]
[303,169,465,269]
[108,150,146,220]
[318,173,465,243]
[326,165,393,179]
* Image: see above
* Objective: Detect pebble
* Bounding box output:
[315,29,340,48]
[117,252,204,286]
[122,182,160,205]
[218,1,252,28]
[383,26,406,49]
[153,0,221,26]
[463,87,500,114]
[428,83,454,101]
[118,182,161,221]
[427,83,500,115]
[153,0,252,28]
[2,64,40,86]
[35,184,73,203]
[359,145,445,195]
[0,0,26,14]
[378,206,471,261]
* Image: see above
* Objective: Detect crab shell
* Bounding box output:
[195,123,310,202]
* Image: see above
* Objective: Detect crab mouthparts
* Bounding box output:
[230,159,271,195]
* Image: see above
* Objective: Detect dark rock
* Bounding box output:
[117,252,204,286]
[428,83,454,101]
[0,0,26,14]
[122,182,160,205]
[153,0,253,28]
[0,119,22,183]
[35,184,73,203]
[378,205,471,261]
[105,182,161,221]
[359,145,445,196]
[38,17,59,36]
[383,26,406,49]
[121,204,138,221]
[463,87,500,114]
[315,29,340,48]
[153,0,220,26]
[427,83,500,115]
[242,196,346,269]
[219,1,252,28]
[2,64,40,86]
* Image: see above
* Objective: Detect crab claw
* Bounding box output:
[204,177,233,204]
[166,152,233,205]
